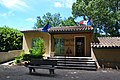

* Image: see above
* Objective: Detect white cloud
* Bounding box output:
[0,0,29,11]
[65,0,76,8]
[54,0,76,8]
[25,18,36,22]
[0,11,15,17]
[54,2,62,8]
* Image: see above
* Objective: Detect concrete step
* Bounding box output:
[49,57,97,71]
[56,66,97,71]
[57,61,96,65]
[57,60,95,63]
[49,56,93,60]
[57,64,96,67]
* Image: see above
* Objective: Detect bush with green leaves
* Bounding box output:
[14,38,45,64]
[14,51,25,64]
[29,38,45,59]
[0,26,23,52]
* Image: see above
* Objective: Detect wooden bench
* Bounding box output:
[25,59,57,74]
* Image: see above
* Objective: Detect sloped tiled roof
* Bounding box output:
[48,26,93,33]
[21,28,42,32]
[91,37,120,48]
[22,26,93,33]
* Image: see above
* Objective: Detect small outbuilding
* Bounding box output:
[92,37,120,68]
[22,26,120,68]
[22,26,93,57]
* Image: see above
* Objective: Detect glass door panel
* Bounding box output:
[54,38,64,56]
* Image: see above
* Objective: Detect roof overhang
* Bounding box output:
[21,26,94,34]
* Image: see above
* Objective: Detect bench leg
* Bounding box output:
[49,69,54,74]
[29,68,35,73]
[33,68,36,72]
[29,68,32,73]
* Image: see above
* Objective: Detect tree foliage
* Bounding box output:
[60,17,76,26]
[34,12,62,28]
[72,0,120,36]
[34,12,76,29]
[0,26,23,52]
[29,38,45,59]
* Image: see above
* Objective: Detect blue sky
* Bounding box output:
[0,0,77,31]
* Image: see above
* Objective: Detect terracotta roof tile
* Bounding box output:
[48,26,93,33]
[92,37,120,48]
[21,26,93,33]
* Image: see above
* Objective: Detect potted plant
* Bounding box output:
[29,38,45,60]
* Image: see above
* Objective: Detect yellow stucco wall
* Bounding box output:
[51,32,93,57]
[93,48,120,68]
[23,31,50,57]
[23,31,93,57]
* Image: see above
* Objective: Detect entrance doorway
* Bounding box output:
[54,38,64,56]
[75,37,85,57]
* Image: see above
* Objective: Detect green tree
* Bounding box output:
[72,0,120,37]
[0,26,23,52]
[34,12,62,28]
[34,12,76,28]
[60,17,76,26]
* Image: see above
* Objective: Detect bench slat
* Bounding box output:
[29,59,57,66]
[28,65,55,69]
[25,59,57,74]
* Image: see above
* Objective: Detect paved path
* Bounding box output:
[0,65,120,80]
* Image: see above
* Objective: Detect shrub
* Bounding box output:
[22,54,31,61]
[0,26,23,52]
[14,51,25,64]
[14,56,23,64]
[29,38,45,59]
[14,38,45,64]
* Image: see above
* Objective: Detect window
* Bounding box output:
[54,38,64,56]
[32,38,39,48]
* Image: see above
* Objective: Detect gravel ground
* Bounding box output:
[0,65,120,80]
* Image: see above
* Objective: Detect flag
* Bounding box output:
[79,20,90,25]
[42,23,50,32]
